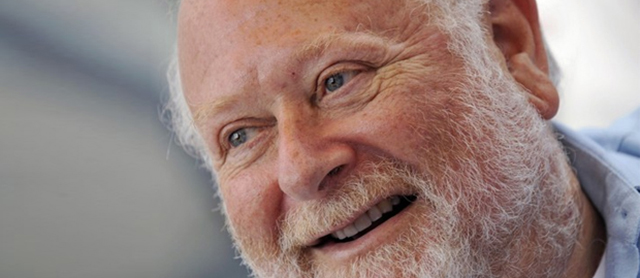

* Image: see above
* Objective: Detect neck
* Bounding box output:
[563,173,607,278]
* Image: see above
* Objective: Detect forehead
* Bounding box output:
[178,0,410,48]
[177,0,427,100]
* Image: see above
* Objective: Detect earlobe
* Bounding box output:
[510,53,559,119]
[489,0,559,119]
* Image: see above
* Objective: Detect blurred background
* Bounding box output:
[0,0,638,278]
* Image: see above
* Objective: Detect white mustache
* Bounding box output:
[278,160,427,252]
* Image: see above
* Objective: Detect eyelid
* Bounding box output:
[316,62,369,99]
[218,118,274,154]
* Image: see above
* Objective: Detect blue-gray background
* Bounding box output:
[0,1,637,278]
[0,0,249,277]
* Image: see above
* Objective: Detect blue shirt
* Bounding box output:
[555,108,640,278]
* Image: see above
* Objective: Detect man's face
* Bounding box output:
[178,0,578,277]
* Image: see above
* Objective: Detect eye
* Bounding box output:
[228,128,248,148]
[323,70,359,93]
[222,119,275,153]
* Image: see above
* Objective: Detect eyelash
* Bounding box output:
[317,64,366,99]
[220,119,275,154]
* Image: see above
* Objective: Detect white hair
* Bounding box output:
[163,2,575,277]
[163,0,561,173]
[163,51,213,170]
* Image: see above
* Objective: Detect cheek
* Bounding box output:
[366,65,466,167]
[218,169,282,242]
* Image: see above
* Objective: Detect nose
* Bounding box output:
[276,115,355,201]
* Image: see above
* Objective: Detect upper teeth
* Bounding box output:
[331,196,402,240]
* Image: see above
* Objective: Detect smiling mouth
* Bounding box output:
[313,195,417,248]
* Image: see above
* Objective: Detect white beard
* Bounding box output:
[226,2,581,277]
[228,69,581,277]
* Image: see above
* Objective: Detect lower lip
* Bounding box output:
[311,200,418,260]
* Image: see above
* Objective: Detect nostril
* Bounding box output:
[328,165,343,177]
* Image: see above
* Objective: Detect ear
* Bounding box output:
[489,0,559,119]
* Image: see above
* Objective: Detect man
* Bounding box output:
[168,0,640,277]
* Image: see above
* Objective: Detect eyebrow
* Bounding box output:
[292,33,341,63]
[293,31,391,65]
[192,95,239,127]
